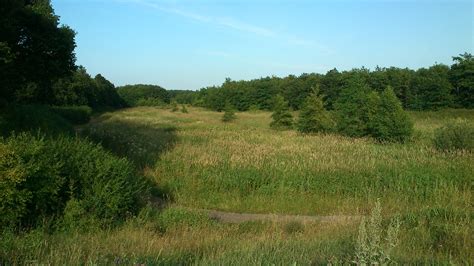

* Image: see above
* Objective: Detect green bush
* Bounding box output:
[50,106,92,125]
[117,84,169,107]
[270,95,293,129]
[0,105,74,137]
[297,89,334,133]
[433,120,474,152]
[0,133,145,230]
[222,102,236,122]
[136,98,165,107]
[367,87,413,142]
[334,78,372,137]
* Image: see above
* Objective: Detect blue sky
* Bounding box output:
[52,0,473,90]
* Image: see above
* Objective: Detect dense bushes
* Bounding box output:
[0,105,74,137]
[51,105,92,125]
[117,84,170,107]
[0,133,145,230]
[434,120,474,152]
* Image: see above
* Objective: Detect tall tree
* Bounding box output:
[0,0,76,103]
[449,53,474,108]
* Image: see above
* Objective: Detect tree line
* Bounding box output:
[193,54,473,112]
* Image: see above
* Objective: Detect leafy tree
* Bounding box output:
[410,65,453,110]
[222,102,236,122]
[0,0,76,104]
[368,87,413,142]
[181,104,188,113]
[297,87,333,133]
[449,53,474,108]
[117,84,169,107]
[334,77,372,137]
[270,94,293,129]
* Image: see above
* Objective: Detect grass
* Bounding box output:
[2,107,473,264]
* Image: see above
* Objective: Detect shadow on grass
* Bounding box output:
[80,119,178,169]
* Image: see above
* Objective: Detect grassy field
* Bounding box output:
[3,107,472,264]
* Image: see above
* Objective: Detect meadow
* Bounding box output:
[2,107,473,264]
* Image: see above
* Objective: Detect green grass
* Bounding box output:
[2,107,473,264]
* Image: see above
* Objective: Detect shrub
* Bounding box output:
[0,105,74,137]
[50,106,92,125]
[283,221,304,235]
[433,120,474,152]
[135,98,165,107]
[0,133,145,230]
[367,87,413,142]
[270,95,293,129]
[117,84,169,107]
[170,101,178,112]
[297,88,334,133]
[181,105,188,113]
[334,78,372,137]
[222,102,236,122]
[354,200,401,265]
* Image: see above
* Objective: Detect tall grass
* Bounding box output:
[3,107,471,264]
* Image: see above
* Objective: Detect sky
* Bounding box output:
[51,0,473,90]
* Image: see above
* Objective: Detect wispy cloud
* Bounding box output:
[123,0,333,55]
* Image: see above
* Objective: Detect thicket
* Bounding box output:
[117,84,170,107]
[193,54,473,112]
[433,120,474,152]
[50,105,92,125]
[0,133,145,230]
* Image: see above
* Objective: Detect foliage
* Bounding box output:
[50,105,92,125]
[135,97,165,107]
[409,65,453,110]
[0,105,74,137]
[368,87,413,142]
[334,77,372,137]
[181,105,188,113]
[170,100,178,112]
[0,0,76,104]
[296,87,334,133]
[433,120,474,152]
[270,95,293,129]
[222,102,237,122]
[0,132,145,230]
[449,53,474,108]
[354,200,401,265]
[117,84,169,107]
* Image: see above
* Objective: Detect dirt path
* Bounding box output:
[205,209,361,223]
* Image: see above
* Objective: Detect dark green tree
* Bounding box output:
[0,0,77,103]
[222,101,236,122]
[368,87,413,142]
[334,77,372,137]
[297,87,333,133]
[449,53,474,108]
[270,94,293,129]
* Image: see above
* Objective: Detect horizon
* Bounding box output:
[53,0,473,90]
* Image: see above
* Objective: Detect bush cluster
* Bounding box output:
[433,120,474,152]
[50,106,92,125]
[0,133,145,230]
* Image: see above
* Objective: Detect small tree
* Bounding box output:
[181,104,188,113]
[297,87,333,133]
[222,102,236,122]
[334,78,372,137]
[170,100,178,112]
[270,95,293,129]
[369,86,413,142]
